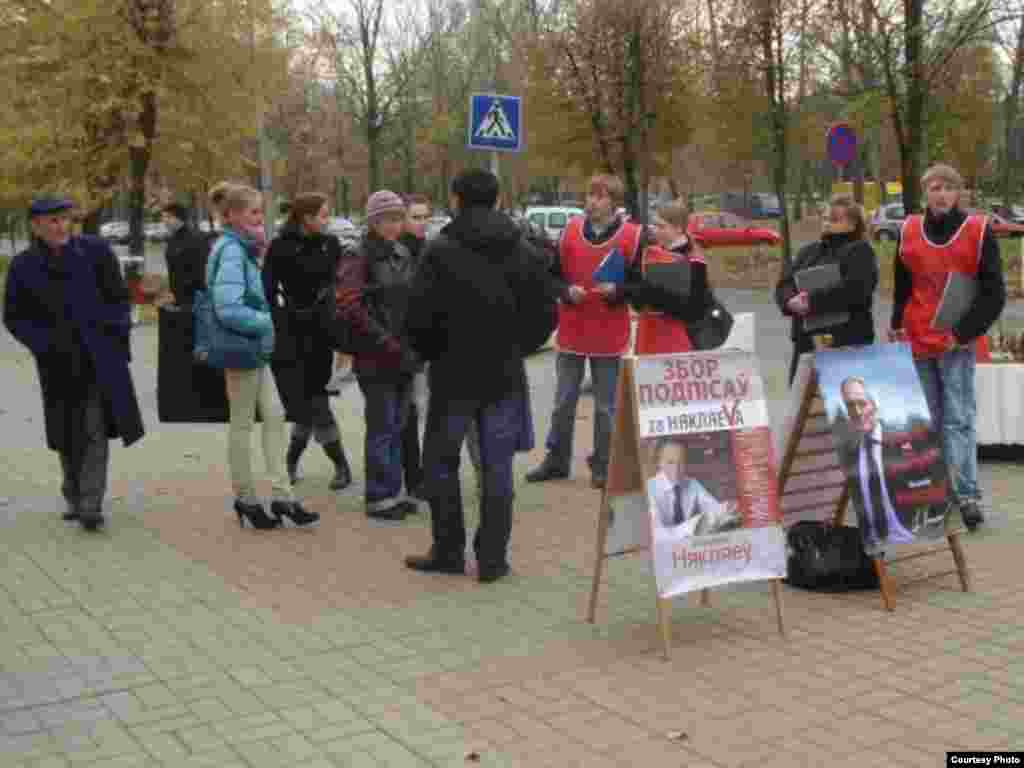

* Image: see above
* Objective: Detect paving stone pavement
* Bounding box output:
[2,296,1024,767]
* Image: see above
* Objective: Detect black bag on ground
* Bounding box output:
[158,305,231,423]
[785,521,879,591]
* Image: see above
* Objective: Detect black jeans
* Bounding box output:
[422,392,525,569]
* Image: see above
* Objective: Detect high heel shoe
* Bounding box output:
[234,499,280,530]
[272,500,320,529]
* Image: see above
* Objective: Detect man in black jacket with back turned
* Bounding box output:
[161,203,204,305]
[403,169,557,582]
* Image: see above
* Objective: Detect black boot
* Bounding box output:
[286,435,309,485]
[323,440,352,491]
[476,494,513,583]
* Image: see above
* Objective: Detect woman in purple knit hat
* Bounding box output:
[335,190,422,521]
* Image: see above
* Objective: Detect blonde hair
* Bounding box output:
[655,199,689,231]
[208,181,236,214]
[921,163,963,190]
[221,184,262,215]
[828,194,866,240]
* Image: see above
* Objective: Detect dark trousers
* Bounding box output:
[292,394,340,446]
[60,386,109,514]
[402,400,423,493]
[422,392,524,569]
[543,352,619,476]
[356,373,413,511]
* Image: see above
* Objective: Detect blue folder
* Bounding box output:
[592,247,626,285]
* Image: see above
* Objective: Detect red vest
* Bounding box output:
[899,213,986,358]
[556,217,641,355]
[634,244,697,355]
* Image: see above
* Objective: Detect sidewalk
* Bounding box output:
[1,332,1022,767]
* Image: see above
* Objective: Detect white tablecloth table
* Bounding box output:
[975,363,1024,445]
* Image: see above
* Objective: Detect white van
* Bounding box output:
[524,206,584,242]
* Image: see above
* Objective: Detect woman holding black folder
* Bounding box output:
[775,194,878,384]
[598,200,715,354]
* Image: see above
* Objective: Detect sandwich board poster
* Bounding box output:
[815,343,948,556]
[634,352,786,597]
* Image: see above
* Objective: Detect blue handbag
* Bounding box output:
[193,241,270,369]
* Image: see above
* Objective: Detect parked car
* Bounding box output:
[100,220,130,243]
[144,222,170,242]
[975,211,1024,239]
[992,204,1024,227]
[425,215,451,240]
[687,211,781,248]
[326,216,356,237]
[720,191,783,219]
[870,203,906,241]
[524,206,583,242]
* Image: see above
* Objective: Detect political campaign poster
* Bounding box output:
[815,343,948,556]
[633,351,786,598]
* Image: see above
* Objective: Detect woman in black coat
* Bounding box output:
[263,194,351,490]
[775,194,879,384]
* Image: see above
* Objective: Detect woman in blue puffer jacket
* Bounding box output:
[209,185,319,530]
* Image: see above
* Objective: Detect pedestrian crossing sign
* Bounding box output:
[468,93,522,152]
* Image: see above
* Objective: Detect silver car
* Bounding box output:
[871,203,905,241]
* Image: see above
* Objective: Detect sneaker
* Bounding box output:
[960,500,984,532]
[367,503,410,522]
[274,501,320,529]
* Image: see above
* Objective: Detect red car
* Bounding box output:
[989,213,1024,239]
[688,211,782,248]
[963,209,1024,238]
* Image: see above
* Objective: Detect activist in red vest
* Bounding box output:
[621,200,712,355]
[554,215,641,356]
[527,174,641,490]
[890,163,1005,532]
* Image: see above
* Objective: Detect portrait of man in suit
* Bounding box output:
[646,438,741,537]
[840,376,923,550]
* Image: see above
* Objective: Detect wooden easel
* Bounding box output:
[777,353,972,611]
[587,358,786,659]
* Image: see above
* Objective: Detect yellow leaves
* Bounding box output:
[0,0,290,205]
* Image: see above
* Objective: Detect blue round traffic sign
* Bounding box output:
[827,123,857,166]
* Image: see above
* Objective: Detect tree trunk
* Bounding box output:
[366,122,380,193]
[796,160,811,220]
[901,0,924,215]
[1000,19,1024,205]
[82,209,102,237]
[128,146,148,258]
[762,0,791,265]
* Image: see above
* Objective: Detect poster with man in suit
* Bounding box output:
[816,343,948,556]
[633,351,785,598]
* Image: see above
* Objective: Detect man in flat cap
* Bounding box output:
[3,198,145,531]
